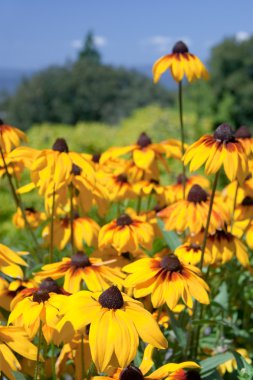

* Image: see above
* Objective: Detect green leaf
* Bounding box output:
[157,219,181,251]
[166,307,187,349]
[214,282,228,310]
[232,351,253,379]
[200,352,234,376]
[14,372,27,380]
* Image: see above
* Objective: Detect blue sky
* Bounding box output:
[1,0,253,69]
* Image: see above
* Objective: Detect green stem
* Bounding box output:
[69,184,75,255]
[81,334,85,380]
[34,321,43,380]
[51,343,57,380]
[49,186,56,263]
[200,170,220,270]
[0,147,39,248]
[136,196,142,215]
[178,81,186,200]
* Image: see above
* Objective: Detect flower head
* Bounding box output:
[123,253,209,309]
[153,40,209,83]
[57,285,167,372]
[0,119,27,153]
[184,124,249,183]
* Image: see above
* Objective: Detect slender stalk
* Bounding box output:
[231,181,239,233]
[81,334,85,380]
[200,170,220,270]
[69,184,75,255]
[49,186,56,263]
[34,321,43,380]
[136,196,142,215]
[178,81,186,199]
[51,343,57,380]
[0,147,39,247]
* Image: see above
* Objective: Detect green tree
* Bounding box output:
[78,31,101,65]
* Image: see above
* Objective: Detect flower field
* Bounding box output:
[0,41,252,380]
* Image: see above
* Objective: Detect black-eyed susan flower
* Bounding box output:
[164,174,210,203]
[9,278,68,342]
[184,124,249,183]
[0,277,37,311]
[0,119,27,153]
[0,152,25,179]
[235,125,253,157]
[152,40,209,83]
[35,251,125,293]
[175,242,212,266]
[57,285,168,372]
[234,195,253,221]
[42,213,100,250]
[0,326,37,380]
[0,244,28,279]
[13,207,46,229]
[158,184,229,235]
[102,132,165,171]
[163,368,201,380]
[104,173,137,201]
[123,254,209,309]
[99,212,154,254]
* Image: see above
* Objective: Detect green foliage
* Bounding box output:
[5,61,172,129]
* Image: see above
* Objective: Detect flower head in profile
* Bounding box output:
[175,242,212,266]
[123,253,210,309]
[235,125,253,157]
[0,119,27,153]
[158,184,229,235]
[153,40,209,83]
[35,251,125,293]
[99,212,154,254]
[57,285,168,372]
[0,244,28,279]
[184,124,249,183]
[0,326,38,380]
[13,207,46,229]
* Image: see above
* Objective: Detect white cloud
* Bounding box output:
[235,31,250,42]
[143,35,192,53]
[93,35,107,47]
[71,39,83,49]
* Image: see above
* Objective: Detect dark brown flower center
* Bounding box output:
[98,286,124,309]
[116,174,128,183]
[92,153,101,163]
[172,40,189,54]
[187,184,208,203]
[177,173,188,184]
[32,289,50,303]
[25,207,36,213]
[188,243,201,252]
[160,255,182,272]
[52,138,69,153]
[150,179,160,185]
[186,370,201,380]
[71,164,82,176]
[116,214,133,227]
[122,252,132,260]
[136,132,152,148]
[213,124,235,142]
[120,366,144,380]
[39,277,62,294]
[209,229,233,242]
[71,252,92,268]
[242,196,253,206]
[235,125,252,139]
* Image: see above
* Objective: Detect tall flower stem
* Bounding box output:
[49,186,56,263]
[192,170,220,358]
[34,321,43,380]
[69,184,75,255]
[0,147,39,248]
[178,80,186,199]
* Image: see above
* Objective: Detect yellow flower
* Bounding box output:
[218,349,251,375]
[160,368,201,380]
[99,213,154,254]
[0,152,25,179]
[184,124,249,183]
[35,251,125,293]
[0,326,37,380]
[235,125,253,157]
[13,207,46,229]
[9,278,68,342]
[42,213,100,250]
[0,277,36,311]
[123,254,209,309]
[0,244,28,279]
[104,173,138,201]
[57,285,168,372]
[158,184,229,235]
[0,119,27,153]
[152,40,209,83]
[175,242,212,266]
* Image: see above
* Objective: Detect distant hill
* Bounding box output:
[0,68,36,94]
